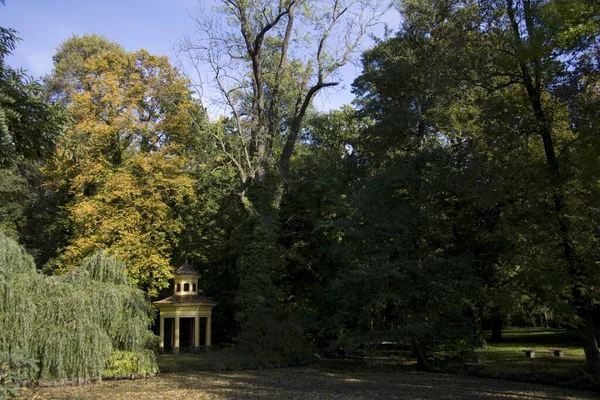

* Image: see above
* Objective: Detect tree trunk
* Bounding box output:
[411,336,430,371]
[581,310,600,373]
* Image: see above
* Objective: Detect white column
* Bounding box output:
[174,315,180,354]
[194,315,200,352]
[205,316,212,348]
[159,315,164,353]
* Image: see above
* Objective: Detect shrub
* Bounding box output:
[0,347,39,398]
[103,350,158,379]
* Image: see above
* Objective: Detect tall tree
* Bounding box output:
[347,20,489,367]
[0,26,64,242]
[394,0,600,371]
[277,107,365,346]
[46,49,204,296]
[182,0,384,191]
[5,34,125,264]
[180,0,386,358]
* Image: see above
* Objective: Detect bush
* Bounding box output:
[103,350,158,379]
[0,348,39,398]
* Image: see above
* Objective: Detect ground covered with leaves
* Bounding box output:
[22,365,597,400]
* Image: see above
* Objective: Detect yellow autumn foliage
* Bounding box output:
[45,49,203,296]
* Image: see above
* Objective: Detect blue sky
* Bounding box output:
[2,0,399,116]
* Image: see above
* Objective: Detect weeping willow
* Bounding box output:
[0,232,158,385]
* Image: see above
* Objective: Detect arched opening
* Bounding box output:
[184,283,190,292]
[192,283,196,292]
[176,283,181,292]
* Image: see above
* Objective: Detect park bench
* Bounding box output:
[522,349,565,358]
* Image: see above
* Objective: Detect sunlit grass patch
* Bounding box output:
[464,327,597,391]
[499,327,581,342]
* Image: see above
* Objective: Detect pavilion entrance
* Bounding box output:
[179,317,194,352]
[153,261,217,354]
[159,317,210,353]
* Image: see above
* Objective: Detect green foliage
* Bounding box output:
[0,26,18,142]
[181,0,384,359]
[1,0,599,383]
[0,28,64,164]
[0,347,39,399]
[0,164,28,236]
[103,350,158,379]
[43,34,125,105]
[339,0,600,371]
[234,215,283,317]
[0,24,66,264]
[0,231,157,387]
[319,19,485,366]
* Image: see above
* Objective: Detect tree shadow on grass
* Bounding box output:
[166,367,597,400]
[24,366,598,399]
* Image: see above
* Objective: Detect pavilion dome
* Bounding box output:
[174,260,199,276]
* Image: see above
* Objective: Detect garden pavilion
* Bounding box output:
[153,261,216,353]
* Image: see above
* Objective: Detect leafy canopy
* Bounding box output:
[46,48,203,296]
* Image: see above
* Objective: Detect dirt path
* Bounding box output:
[22,366,596,399]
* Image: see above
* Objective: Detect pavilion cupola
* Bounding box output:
[173,260,199,296]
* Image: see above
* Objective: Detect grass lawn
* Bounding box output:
[18,329,600,399]
[156,347,261,373]
[467,327,595,390]
[21,364,598,399]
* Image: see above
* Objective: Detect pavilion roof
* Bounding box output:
[174,260,199,276]
[153,294,216,305]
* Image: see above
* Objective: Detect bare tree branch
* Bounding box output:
[179,0,386,203]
